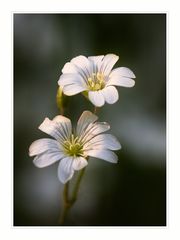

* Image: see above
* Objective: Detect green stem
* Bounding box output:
[70,167,86,204]
[56,87,65,115]
[59,168,86,225]
[59,182,70,225]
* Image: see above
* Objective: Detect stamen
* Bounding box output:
[63,134,84,157]
[87,72,105,91]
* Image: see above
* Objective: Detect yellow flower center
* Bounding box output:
[88,72,105,91]
[63,134,84,157]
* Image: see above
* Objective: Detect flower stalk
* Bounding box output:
[59,182,70,225]
[59,167,86,225]
[56,86,64,115]
[71,167,86,204]
[56,86,70,116]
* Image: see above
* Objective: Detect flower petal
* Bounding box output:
[33,150,64,168]
[85,149,118,163]
[100,54,119,76]
[89,122,110,135]
[63,84,87,96]
[80,122,110,144]
[58,73,86,87]
[29,138,61,157]
[76,110,98,136]
[52,115,72,139]
[88,55,104,72]
[57,157,74,183]
[88,55,104,63]
[58,72,88,95]
[110,67,136,79]
[72,157,88,170]
[107,76,135,88]
[71,55,93,78]
[101,86,119,104]
[62,62,79,74]
[84,134,121,151]
[88,91,105,107]
[38,118,63,141]
[39,116,72,141]
[52,115,71,124]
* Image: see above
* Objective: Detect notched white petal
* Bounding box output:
[81,122,110,144]
[33,150,64,168]
[84,134,121,151]
[85,149,118,163]
[29,138,61,156]
[76,110,98,136]
[110,67,136,79]
[58,157,74,183]
[38,116,72,141]
[88,55,104,62]
[38,118,60,140]
[62,62,78,74]
[107,77,135,88]
[100,54,119,76]
[53,115,72,140]
[58,73,85,87]
[88,55,104,72]
[101,86,119,104]
[91,122,110,135]
[88,91,105,107]
[71,55,92,77]
[72,157,88,171]
[53,115,70,123]
[63,84,87,96]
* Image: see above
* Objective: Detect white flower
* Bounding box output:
[29,111,121,184]
[58,54,136,107]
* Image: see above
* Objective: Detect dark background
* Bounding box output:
[14,14,166,226]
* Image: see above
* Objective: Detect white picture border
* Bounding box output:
[0,0,179,239]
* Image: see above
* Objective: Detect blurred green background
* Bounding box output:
[14,14,166,226]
